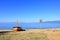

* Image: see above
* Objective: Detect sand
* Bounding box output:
[0,28,60,40]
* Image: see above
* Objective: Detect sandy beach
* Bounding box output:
[0,28,60,40]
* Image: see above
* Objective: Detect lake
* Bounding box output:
[0,22,60,30]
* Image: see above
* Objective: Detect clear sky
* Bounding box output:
[0,0,60,22]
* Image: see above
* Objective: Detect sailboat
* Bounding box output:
[13,19,25,32]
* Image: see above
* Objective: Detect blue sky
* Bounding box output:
[0,0,60,22]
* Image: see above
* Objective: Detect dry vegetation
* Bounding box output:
[0,29,60,40]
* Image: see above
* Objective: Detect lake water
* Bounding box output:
[0,22,60,30]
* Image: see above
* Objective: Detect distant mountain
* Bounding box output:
[0,20,60,24]
[44,21,60,23]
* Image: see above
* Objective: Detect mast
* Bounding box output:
[40,19,43,29]
[16,19,19,27]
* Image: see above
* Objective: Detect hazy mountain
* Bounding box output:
[44,21,60,23]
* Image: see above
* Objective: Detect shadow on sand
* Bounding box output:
[0,31,12,35]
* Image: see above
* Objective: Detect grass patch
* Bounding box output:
[28,32,48,40]
[0,32,48,40]
[0,33,12,40]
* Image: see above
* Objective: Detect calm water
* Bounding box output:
[0,22,60,30]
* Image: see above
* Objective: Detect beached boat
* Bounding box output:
[13,26,25,32]
[13,19,25,32]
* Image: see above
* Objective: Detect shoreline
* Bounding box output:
[0,28,60,32]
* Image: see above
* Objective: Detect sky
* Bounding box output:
[0,0,60,23]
